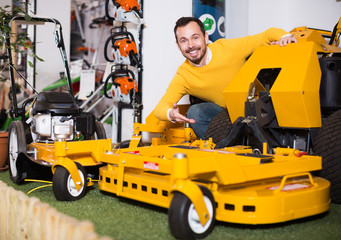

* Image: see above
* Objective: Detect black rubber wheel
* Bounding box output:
[52,162,87,201]
[168,185,216,239]
[93,120,107,139]
[116,140,131,148]
[8,121,26,183]
[114,139,146,148]
[313,109,341,204]
[204,109,232,144]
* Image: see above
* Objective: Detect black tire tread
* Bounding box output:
[95,120,107,139]
[313,110,341,204]
[204,109,232,144]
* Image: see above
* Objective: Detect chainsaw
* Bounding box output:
[105,0,142,24]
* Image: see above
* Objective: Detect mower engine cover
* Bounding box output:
[31,91,80,116]
[31,113,74,141]
[29,91,95,141]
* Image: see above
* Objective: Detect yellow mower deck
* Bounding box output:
[96,142,330,225]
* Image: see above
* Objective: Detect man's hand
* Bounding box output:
[169,103,196,124]
[271,34,297,46]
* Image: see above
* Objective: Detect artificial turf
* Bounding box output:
[0,170,341,240]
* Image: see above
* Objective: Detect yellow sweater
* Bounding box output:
[154,28,289,121]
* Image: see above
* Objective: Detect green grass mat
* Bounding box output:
[1,170,340,240]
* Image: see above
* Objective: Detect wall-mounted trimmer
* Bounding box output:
[104,30,140,67]
[105,0,142,24]
[103,68,140,105]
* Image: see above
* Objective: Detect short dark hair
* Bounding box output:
[174,17,205,42]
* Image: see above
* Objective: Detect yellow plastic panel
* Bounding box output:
[224,42,321,128]
[270,42,321,127]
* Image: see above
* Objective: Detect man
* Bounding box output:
[154,17,297,139]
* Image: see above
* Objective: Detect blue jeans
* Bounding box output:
[187,102,224,139]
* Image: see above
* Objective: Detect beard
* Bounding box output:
[184,46,207,65]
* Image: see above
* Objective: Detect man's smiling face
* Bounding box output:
[176,21,209,66]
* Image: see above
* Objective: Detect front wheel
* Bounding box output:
[168,185,215,239]
[52,162,87,201]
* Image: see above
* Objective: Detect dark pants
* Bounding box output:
[186,102,223,139]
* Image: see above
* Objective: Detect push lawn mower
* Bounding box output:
[6,16,106,201]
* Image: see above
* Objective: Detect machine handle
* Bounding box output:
[275,172,316,192]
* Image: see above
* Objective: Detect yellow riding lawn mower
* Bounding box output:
[202,18,341,204]
[86,18,341,238]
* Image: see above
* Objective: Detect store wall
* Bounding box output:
[227,0,341,38]
[226,0,249,38]
[249,0,341,34]
[30,0,71,91]
[141,0,192,124]
[0,0,11,8]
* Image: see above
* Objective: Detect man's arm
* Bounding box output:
[233,28,297,59]
[154,73,188,121]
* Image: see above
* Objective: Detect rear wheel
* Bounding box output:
[313,109,341,203]
[52,162,87,201]
[8,121,26,183]
[93,120,107,139]
[113,139,146,148]
[204,109,232,146]
[168,185,215,239]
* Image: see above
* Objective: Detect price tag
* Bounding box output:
[79,69,95,100]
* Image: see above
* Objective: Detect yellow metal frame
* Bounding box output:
[98,141,330,225]
[133,105,197,147]
[28,139,112,191]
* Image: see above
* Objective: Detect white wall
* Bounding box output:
[141,0,192,123]
[0,0,11,8]
[226,0,249,38]
[31,0,71,91]
[226,0,341,37]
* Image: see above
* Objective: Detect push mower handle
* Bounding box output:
[6,16,74,118]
